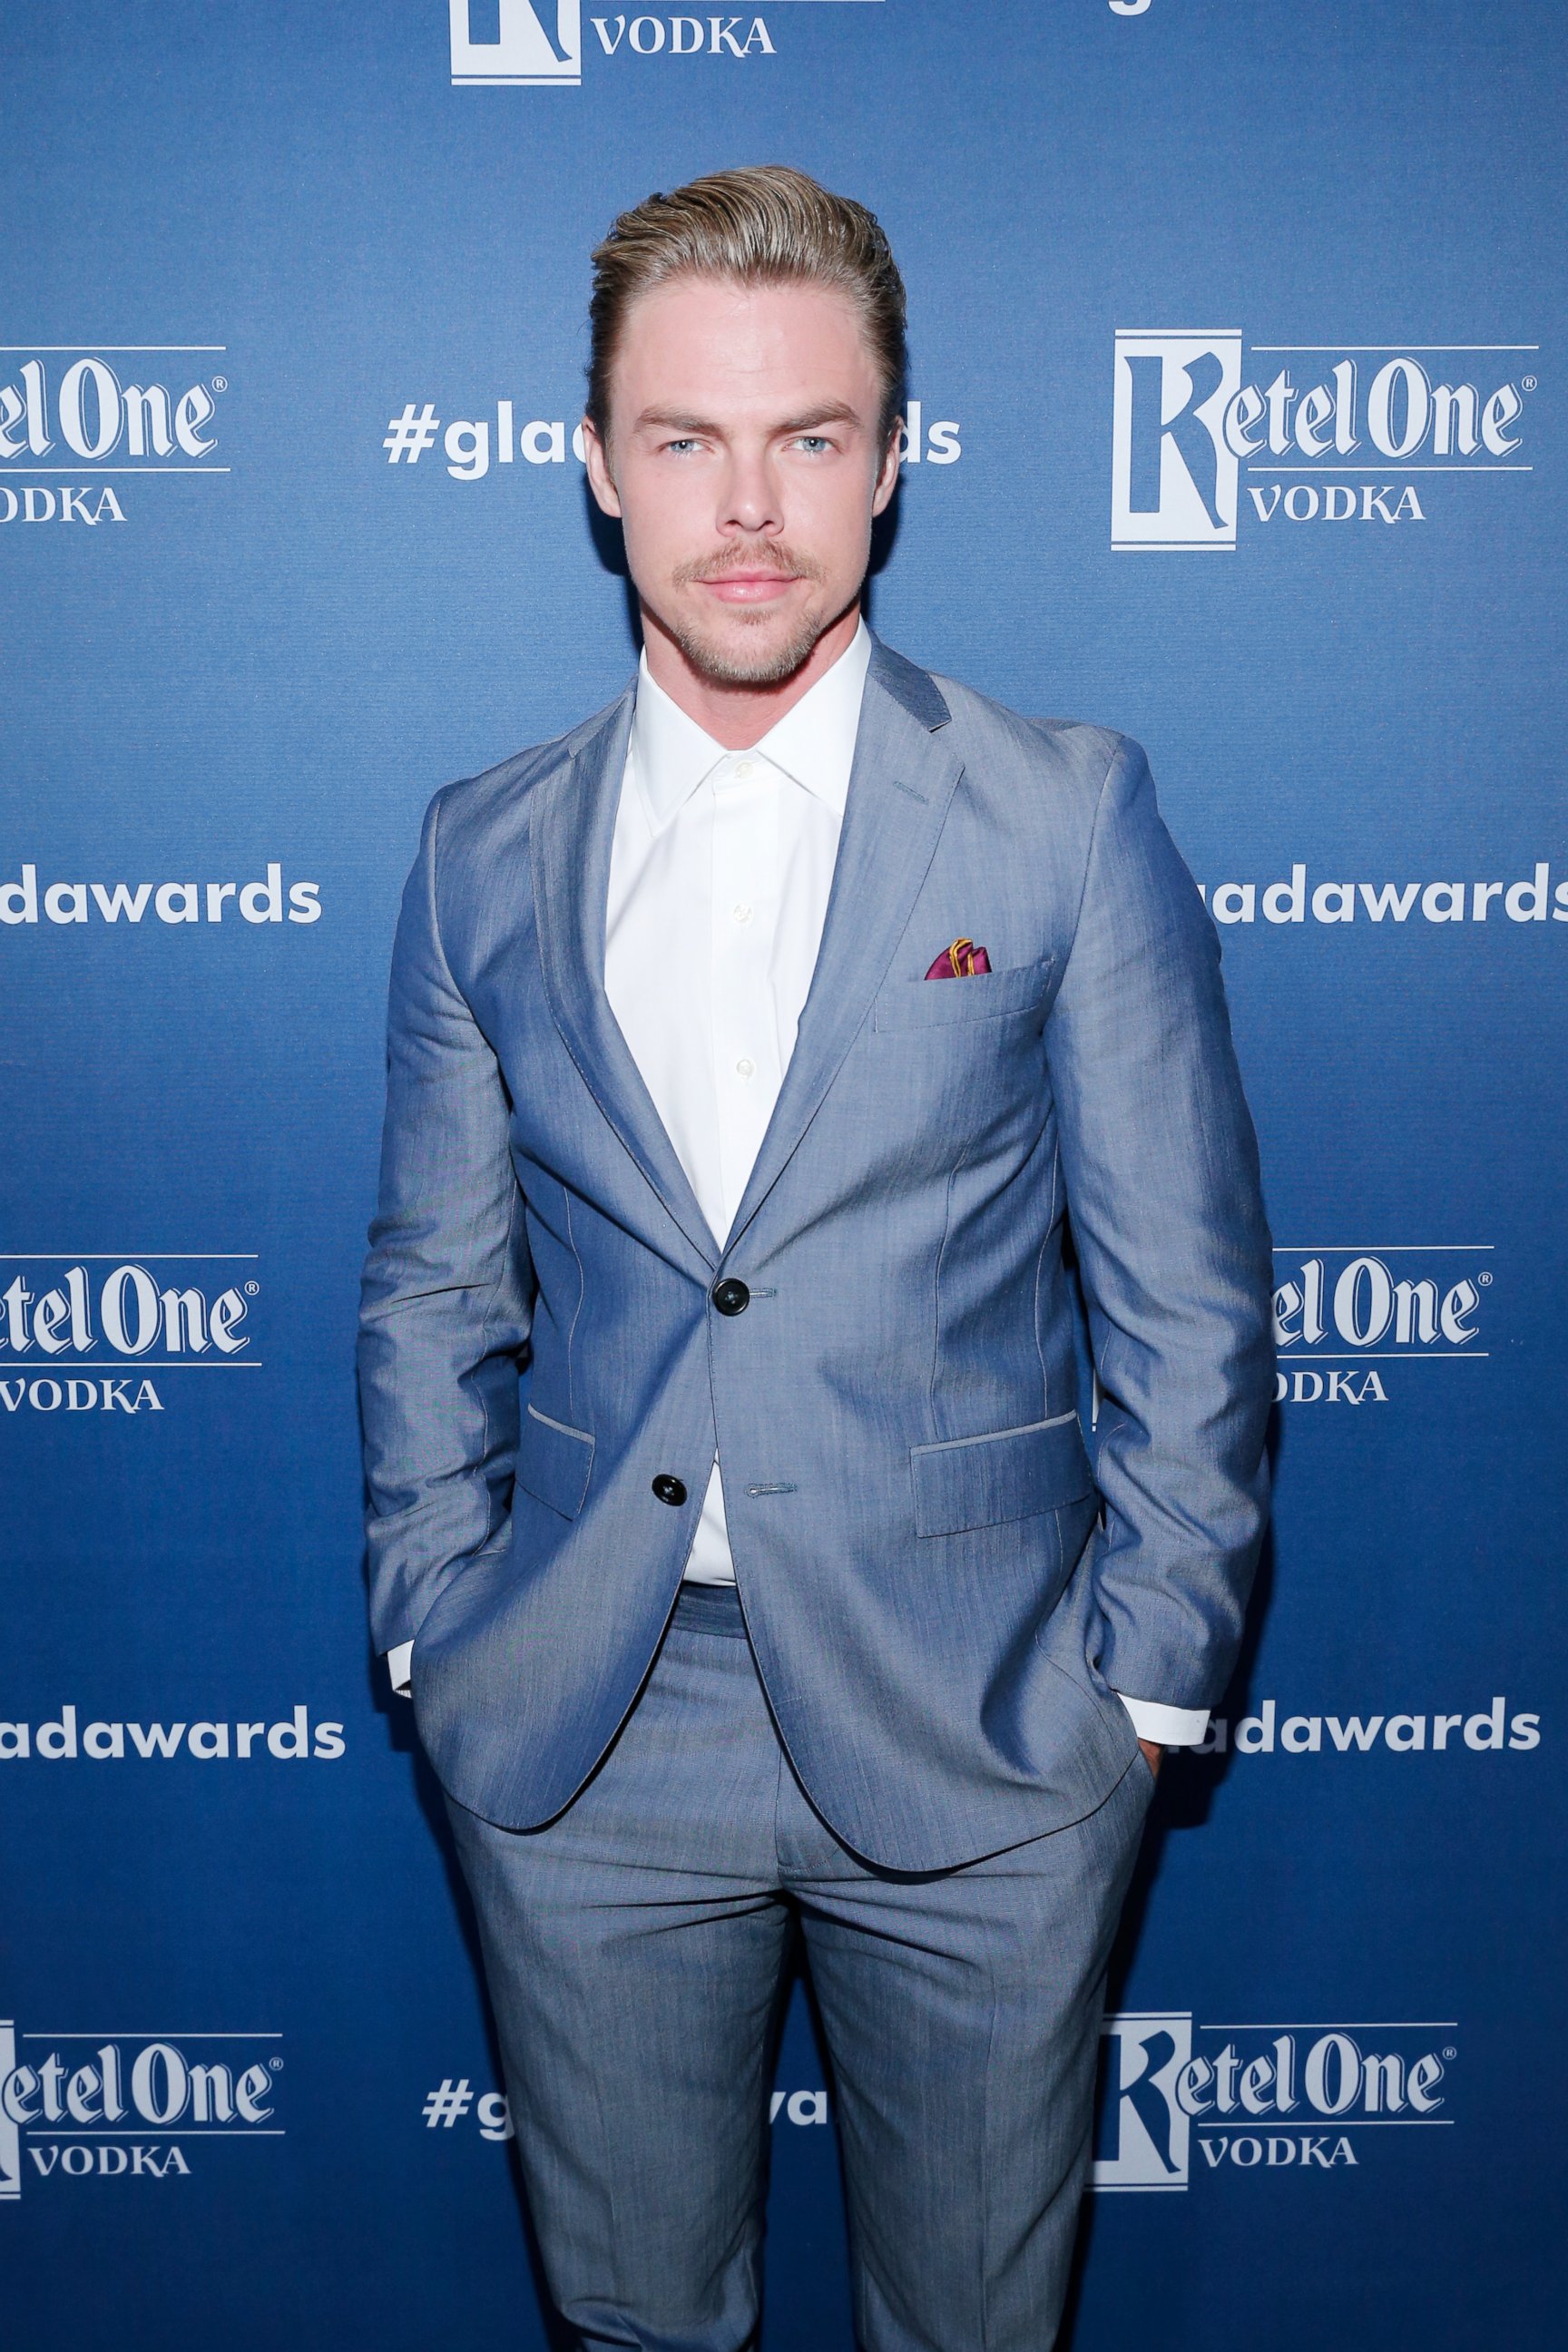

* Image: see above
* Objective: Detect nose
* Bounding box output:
[717,445,782,541]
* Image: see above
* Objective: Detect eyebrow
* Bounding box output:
[632,401,866,437]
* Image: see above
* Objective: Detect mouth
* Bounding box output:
[693,571,802,607]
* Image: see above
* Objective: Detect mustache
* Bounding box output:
[673,542,827,587]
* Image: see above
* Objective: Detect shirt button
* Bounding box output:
[731,902,753,924]
[733,758,756,780]
[652,1474,688,1506]
[735,1056,755,1079]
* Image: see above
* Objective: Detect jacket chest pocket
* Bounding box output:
[873,954,1055,1034]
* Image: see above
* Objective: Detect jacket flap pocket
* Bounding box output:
[911,1409,1093,1537]
[516,1402,594,1520]
[874,955,1054,1034]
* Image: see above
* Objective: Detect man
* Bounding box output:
[359,165,1272,2351]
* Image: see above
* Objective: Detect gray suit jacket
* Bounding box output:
[358,637,1273,1870]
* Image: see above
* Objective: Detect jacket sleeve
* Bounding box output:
[1044,735,1274,1710]
[357,789,535,1657]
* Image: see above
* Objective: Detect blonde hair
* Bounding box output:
[587,164,907,442]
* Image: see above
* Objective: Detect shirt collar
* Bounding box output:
[630,619,871,834]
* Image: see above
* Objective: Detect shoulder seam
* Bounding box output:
[437,682,631,808]
[424,789,463,1000]
[1056,733,1132,992]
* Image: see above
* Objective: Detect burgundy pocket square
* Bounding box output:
[925,937,993,979]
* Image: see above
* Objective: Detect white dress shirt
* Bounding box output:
[388,622,1206,1747]
[603,623,871,1590]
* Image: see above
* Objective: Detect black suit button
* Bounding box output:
[711,1279,750,1317]
[652,1474,688,1506]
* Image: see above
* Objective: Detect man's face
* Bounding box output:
[583,274,901,687]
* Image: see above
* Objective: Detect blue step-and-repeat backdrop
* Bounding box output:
[3,4,1563,2345]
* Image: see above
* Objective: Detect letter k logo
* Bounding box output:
[1125,349,1227,527]
[1112,333,1243,550]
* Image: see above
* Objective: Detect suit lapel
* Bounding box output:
[532,689,722,1271]
[724,638,964,1254]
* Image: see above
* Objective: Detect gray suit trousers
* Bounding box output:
[446,1584,1155,2352]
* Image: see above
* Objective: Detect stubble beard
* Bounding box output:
[661,545,853,688]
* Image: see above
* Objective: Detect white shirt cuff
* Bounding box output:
[1115,1690,1210,1747]
[382,1652,1204,1736]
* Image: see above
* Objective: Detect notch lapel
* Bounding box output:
[532,691,722,1271]
[725,640,964,1255]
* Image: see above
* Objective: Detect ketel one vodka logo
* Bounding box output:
[1271,1244,1491,1404]
[1093,2013,1455,2189]
[0,2022,282,2194]
[0,349,228,521]
[0,1256,260,1416]
[448,0,789,83]
[1110,332,1535,548]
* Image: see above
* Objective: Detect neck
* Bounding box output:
[640,600,863,750]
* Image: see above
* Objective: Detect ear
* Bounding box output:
[581,418,622,519]
[871,417,903,516]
